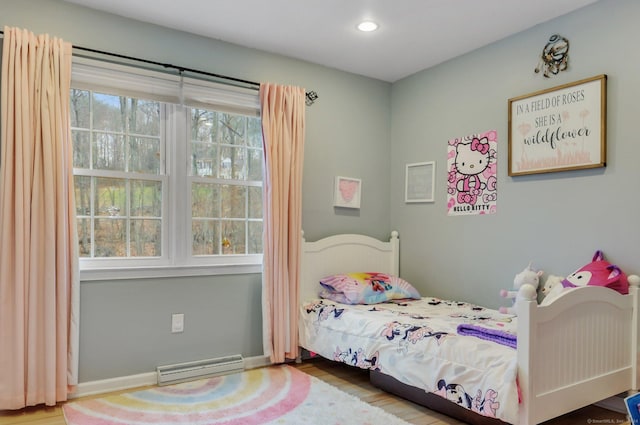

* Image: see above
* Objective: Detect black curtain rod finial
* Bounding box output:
[305,91,318,106]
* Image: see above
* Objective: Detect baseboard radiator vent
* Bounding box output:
[156,355,244,386]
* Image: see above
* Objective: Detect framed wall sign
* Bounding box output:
[334,176,361,208]
[508,74,607,176]
[405,161,435,203]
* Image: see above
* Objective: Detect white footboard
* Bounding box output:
[517,277,639,424]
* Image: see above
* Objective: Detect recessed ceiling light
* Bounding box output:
[357,21,378,32]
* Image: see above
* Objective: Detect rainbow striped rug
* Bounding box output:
[62,365,411,425]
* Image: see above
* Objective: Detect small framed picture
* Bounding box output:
[405,161,435,203]
[334,176,361,209]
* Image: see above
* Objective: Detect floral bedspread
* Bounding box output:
[299,297,520,424]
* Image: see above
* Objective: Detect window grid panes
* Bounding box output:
[71,85,263,267]
[189,108,263,256]
[72,89,164,259]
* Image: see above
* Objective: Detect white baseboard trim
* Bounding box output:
[244,354,272,370]
[72,372,157,399]
[71,354,272,399]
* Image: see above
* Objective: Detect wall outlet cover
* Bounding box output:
[171,313,184,333]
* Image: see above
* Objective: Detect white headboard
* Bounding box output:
[299,231,399,302]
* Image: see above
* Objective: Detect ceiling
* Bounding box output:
[63,0,599,82]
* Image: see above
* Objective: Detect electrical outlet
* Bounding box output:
[171,313,184,333]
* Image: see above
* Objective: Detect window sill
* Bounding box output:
[80,263,262,281]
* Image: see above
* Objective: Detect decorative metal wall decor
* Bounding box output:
[534,34,570,78]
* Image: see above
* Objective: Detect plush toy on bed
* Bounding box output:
[539,274,564,302]
[499,263,543,315]
[562,250,629,293]
[541,250,629,306]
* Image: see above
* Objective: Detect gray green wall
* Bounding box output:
[0,0,391,382]
[390,0,640,308]
[2,0,638,383]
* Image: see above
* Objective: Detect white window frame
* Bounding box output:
[72,58,263,281]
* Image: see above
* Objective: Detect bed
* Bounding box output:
[297,231,639,425]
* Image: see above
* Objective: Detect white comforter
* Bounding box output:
[299,297,520,424]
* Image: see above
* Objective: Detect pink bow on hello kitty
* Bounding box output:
[470,137,489,154]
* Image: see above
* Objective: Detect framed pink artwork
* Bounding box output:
[447,130,498,216]
[334,176,361,209]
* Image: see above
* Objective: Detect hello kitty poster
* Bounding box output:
[447,130,497,216]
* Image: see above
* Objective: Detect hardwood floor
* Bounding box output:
[294,358,630,425]
[0,357,630,425]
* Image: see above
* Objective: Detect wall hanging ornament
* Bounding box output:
[534,34,570,78]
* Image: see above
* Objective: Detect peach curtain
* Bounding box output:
[0,27,79,409]
[260,83,305,364]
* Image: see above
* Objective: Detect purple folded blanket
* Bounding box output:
[456,323,517,349]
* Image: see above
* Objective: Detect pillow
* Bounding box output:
[318,272,421,305]
[562,250,629,295]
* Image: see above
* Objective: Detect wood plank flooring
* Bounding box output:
[0,357,630,425]
[294,358,630,425]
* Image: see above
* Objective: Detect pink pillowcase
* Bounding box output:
[319,272,421,305]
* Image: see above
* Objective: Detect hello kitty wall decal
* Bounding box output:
[447,130,498,216]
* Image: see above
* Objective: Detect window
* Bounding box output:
[72,91,165,259]
[190,109,263,256]
[71,58,262,279]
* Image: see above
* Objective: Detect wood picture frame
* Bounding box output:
[508,74,607,176]
[405,161,435,203]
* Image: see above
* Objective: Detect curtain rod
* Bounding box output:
[77,45,261,89]
[0,30,318,105]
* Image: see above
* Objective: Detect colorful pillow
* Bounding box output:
[318,272,421,305]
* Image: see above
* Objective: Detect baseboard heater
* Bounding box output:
[156,354,244,386]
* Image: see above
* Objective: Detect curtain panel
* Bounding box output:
[260,83,306,364]
[0,26,79,409]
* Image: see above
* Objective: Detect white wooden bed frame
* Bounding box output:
[299,231,639,425]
